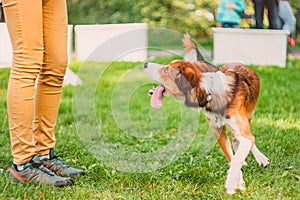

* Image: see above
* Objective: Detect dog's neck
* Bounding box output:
[200,71,233,115]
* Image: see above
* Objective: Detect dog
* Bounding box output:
[144,34,269,195]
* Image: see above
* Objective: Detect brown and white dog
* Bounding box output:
[144,34,269,195]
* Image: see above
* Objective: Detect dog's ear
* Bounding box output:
[175,73,191,93]
[175,64,199,92]
[174,63,209,107]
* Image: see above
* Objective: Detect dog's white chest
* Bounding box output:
[201,109,226,128]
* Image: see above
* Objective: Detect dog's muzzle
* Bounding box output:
[144,62,163,83]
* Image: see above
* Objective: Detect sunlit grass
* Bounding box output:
[0,58,299,199]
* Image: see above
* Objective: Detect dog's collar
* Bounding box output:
[195,92,211,112]
[206,93,212,102]
[197,93,211,108]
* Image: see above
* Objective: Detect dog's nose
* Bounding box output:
[144,62,148,69]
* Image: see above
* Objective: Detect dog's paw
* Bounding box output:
[254,153,270,167]
[238,175,246,191]
[225,170,245,195]
[226,188,236,195]
[251,145,270,167]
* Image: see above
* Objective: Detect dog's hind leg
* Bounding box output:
[247,119,269,167]
[251,145,269,167]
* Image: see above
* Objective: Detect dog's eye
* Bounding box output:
[164,67,169,73]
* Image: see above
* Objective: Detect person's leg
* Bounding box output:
[278,1,296,47]
[278,1,296,33]
[34,0,85,178]
[252,0,265,28]
[34,0,68,156]
[3,0,43,165]
[266,0,279,29]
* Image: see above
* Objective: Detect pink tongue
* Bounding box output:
[150,85,164,109]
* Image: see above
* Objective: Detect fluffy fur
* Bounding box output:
[144,34,269,195]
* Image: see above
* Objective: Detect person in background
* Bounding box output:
[2,0,85,187]
[216,0,246,28]
[278,0,296,47]
[252,0,279,29]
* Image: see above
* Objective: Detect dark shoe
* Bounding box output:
[41,149,85,178]
[8,155,73,188]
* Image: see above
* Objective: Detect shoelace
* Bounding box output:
[51,155,70,169]
[30,160,55,176]
[39,165,56,176]
[30,159,41,167]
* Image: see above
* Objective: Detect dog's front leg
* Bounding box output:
[225,136,252,195]
[212,126,233,163]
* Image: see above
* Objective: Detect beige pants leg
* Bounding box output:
[3,0,68,165]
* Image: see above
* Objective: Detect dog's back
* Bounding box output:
[220,63,260,116]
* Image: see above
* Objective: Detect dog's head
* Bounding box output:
[144,34,219,109]
[144,60,209,108]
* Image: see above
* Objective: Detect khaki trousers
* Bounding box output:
[3,0,68,165]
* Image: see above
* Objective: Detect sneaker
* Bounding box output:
[288,37,296,47]
[41,149,85,178]
[8,155,74,188]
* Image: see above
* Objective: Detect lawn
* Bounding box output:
[0,57,299,200]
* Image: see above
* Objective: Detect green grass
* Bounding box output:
[0,58,299,200]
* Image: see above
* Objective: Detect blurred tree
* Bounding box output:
[67,0,218,37]
[67,0,132,24]
[67,0,300,38]
[135,0,218,37]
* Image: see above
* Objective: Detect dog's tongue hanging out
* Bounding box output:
[150,85,164,109]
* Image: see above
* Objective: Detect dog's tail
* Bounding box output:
[182,33,218,72]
